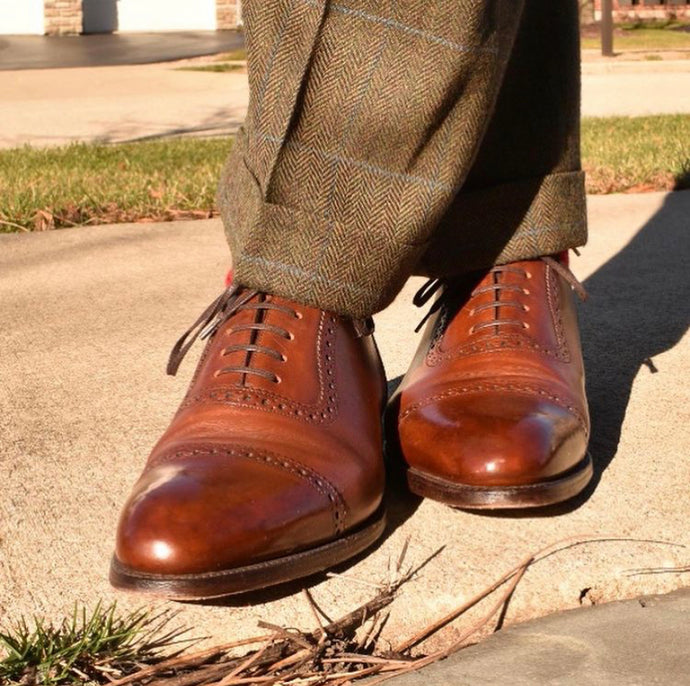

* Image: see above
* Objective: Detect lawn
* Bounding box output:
[176,63,245,73]
[0,138,231,232]
[1,114,688,233]
[581,21,690,51]
[175,48,248,72]
[581,114,690,193]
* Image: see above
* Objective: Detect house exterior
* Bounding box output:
[594,0,690,20]
[0,0,242,36]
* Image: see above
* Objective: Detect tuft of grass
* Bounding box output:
[582,114,690,193]
[618,18,688,31]
[213,48,247,61]
[0,138,232,232]
[176,63,246,73]
[0,602,189,685]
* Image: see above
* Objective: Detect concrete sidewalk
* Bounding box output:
[390,588,690,685]
[0,31,244,71]
[581,59,690,116]
[0,62,248,148]
[1,58,689,149]
[1,191,688,668]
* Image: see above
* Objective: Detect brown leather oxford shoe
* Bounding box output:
[111,287,387,599]
[387,256,592,509]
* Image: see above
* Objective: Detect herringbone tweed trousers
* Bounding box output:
[218,0,587,317]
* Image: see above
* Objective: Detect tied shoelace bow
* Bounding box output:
[166,284,298,381]
[413,255,587,334]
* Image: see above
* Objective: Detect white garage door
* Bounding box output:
[83,0,217,34]
[0,0,44,35]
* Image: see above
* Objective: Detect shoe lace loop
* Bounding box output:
[412,255,587,335]
[166,285,297,381]
[412,277,447,333]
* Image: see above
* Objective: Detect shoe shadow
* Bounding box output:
[580,191,689,490]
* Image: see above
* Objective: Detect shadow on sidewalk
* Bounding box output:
[89,107,244,145]
[581,189,689,491]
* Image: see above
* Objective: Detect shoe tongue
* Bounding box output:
[231,292,296,389]
[218,299,258,374]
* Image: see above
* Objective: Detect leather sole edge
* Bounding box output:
[407,454,593,509]
[109,507,386,600]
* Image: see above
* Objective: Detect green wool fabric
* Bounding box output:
[218,0,586,317]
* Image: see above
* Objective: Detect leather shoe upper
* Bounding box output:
[115,289,386,576]
[390,257,589,487]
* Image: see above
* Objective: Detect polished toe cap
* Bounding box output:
[114,449,342,576]
[398,391,588,487]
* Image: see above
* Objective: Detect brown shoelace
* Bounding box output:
[167,286,375,381]
[167,285,299,383]
[413,255,587,334]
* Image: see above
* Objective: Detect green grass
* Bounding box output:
[0,603,188,685]
[1,114,688,232]
[176,62,245,73]
[581,23,690,51]
[213,48,247,61]
[0,138,232,232]
[581,114,690,193]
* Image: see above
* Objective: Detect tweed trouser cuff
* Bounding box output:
[218,0,587,318]
[220,132,586,317]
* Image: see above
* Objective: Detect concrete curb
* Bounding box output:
[382,588,690,685]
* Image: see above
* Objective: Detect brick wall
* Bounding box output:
[44,0,82,35]
[217,0,243,29]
